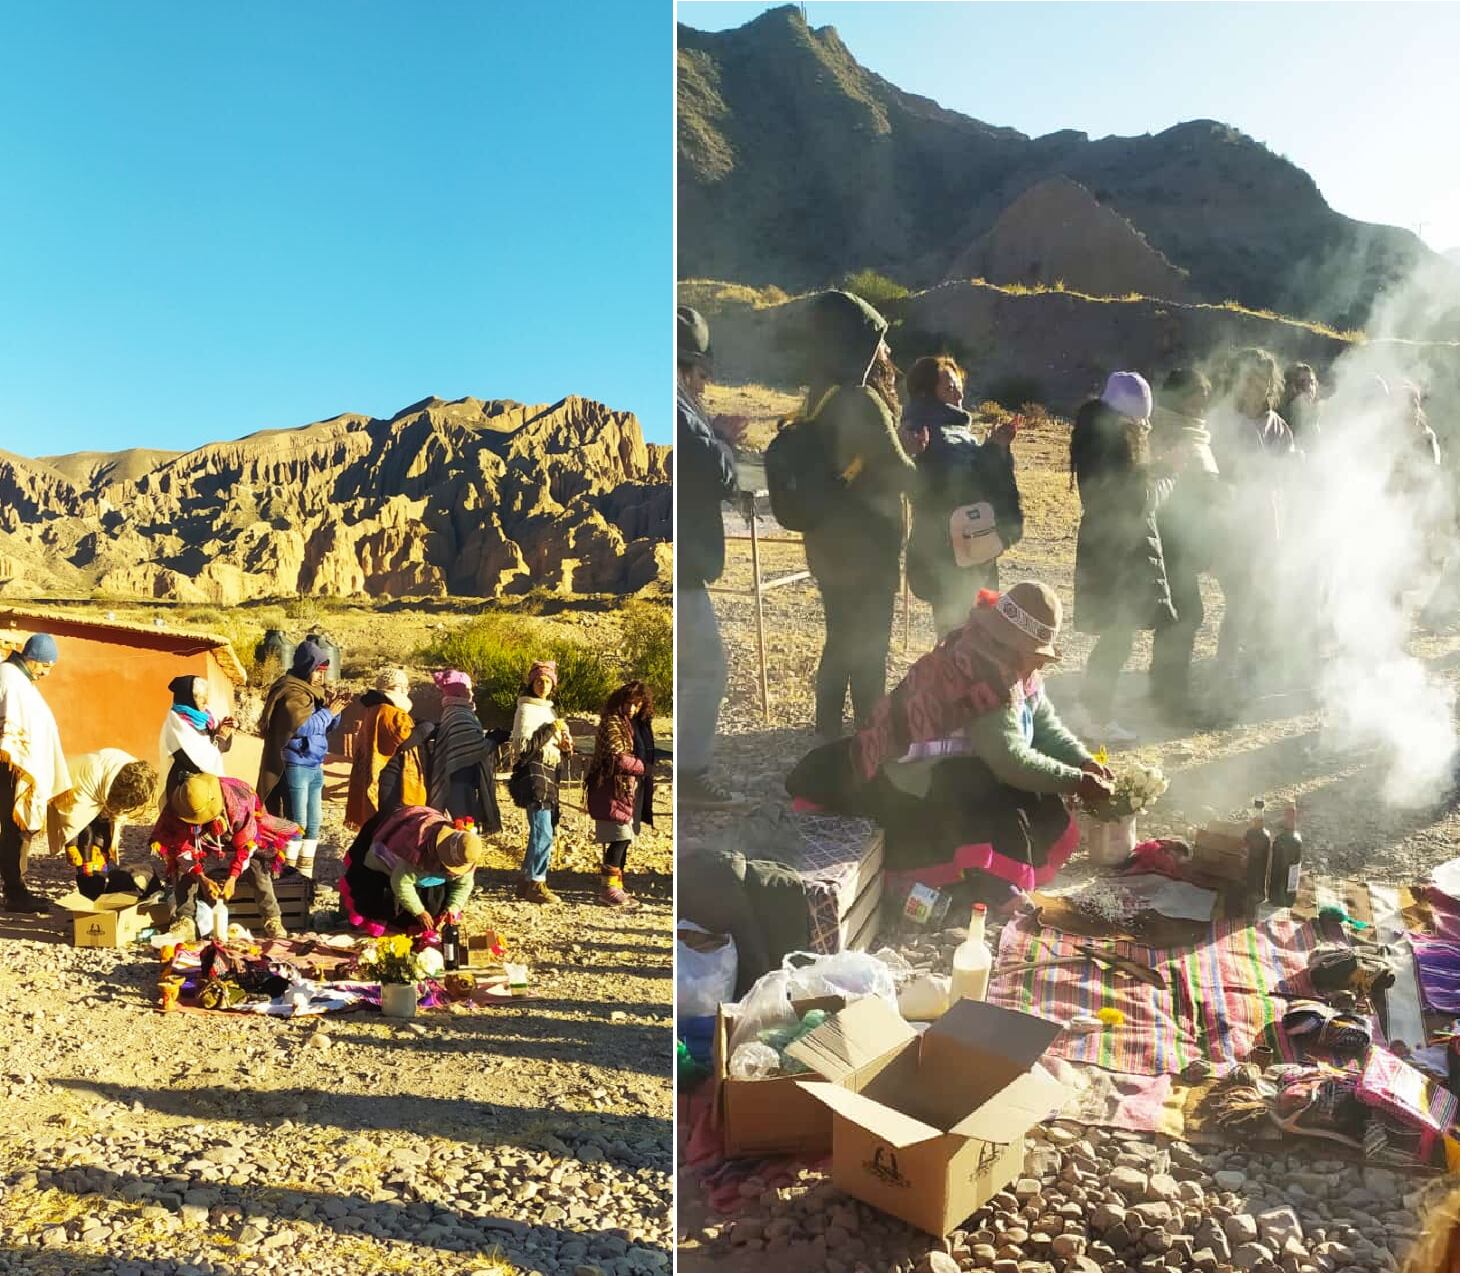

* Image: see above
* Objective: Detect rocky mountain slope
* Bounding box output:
[0,396,672,604]
[678,5,1454,332]
[679,279,1460,420]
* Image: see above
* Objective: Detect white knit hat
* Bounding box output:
[1101,371,1153,422]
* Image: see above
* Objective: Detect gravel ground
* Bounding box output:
[676,403,1459,1272]
[0,747,674,1276]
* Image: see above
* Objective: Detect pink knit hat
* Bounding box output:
[528,660,558,692]
[432,668,473,696]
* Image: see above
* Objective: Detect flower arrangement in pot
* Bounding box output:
[359,934,423,1018]
[1077,749,1169,866]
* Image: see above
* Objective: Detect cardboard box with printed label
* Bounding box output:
[715,995,855,1159]
[56,891,173,949]
[792,997,1065,1237]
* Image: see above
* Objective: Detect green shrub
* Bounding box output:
[421,615,621,722]
[619,600,673,713]
[839,268,910,311]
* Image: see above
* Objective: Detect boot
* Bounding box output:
[522,879,561,905]
[297,839,318,881]
[260,916,287,939]
[284,838,302,871]
[598,868,630,907]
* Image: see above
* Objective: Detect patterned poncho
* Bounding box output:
[149,776,300,880]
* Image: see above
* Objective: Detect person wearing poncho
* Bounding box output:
[0,634,70,913]
[159,675,234,794]
[338,804,480,937]
[47,750,158,899]
[345,670,418,831]
[150,773,300,939]
[510,660,571,905]
[427,669,501,833]
[787,582,1115,915]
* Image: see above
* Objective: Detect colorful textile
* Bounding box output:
[775,808,884,955]
[850,608,1023,783]
[887,816,1078,895]
[1357,1045,1458,1160]
[989,909,1326,1077]
[150,776,299,880]
[1411,937,1459,1013]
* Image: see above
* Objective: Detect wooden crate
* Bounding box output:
[230,867,314,931]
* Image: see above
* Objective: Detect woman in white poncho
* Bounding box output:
[159,675,235,796]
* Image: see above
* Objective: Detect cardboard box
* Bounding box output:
[794,998,1065,1237]
[1192,821,1249,884]
[57,891,172,948]
[715,995,854,1159]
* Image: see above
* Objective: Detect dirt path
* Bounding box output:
[0,772,674,1276]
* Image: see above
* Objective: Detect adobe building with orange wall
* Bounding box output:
[0,608,262,784]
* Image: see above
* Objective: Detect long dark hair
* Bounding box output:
[585,681,650,792]
[1069,398,1140,490]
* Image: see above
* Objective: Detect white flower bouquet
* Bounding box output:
[1084,756,1169,822]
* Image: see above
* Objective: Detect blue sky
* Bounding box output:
[0,3,672,455]
[681,2,1460,252]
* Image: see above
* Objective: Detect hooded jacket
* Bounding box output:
[677,383,739,589]
[257,640,331,804]
[798,291,915,590]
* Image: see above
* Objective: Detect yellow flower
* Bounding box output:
[1097,1007,1125,1027]
[385,935,412,960]
[1093,745,1110,766]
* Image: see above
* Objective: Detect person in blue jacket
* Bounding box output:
[257,639,351,881]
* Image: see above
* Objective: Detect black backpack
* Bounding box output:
[764,387,845,532]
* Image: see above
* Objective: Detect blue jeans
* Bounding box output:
[522,808,553,882]
[282,765,324,839]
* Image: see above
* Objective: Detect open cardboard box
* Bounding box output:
[56,890,172,949]
[715,994,851,1159]
[792,997,1065,1237]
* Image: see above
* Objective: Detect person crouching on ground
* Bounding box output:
[901,354,1024,640]
[0,634,69,914]
[47,750,158,899]
[585,680,665,907]
[257,639,351,881]
[510,660,571,904]
[159,675,234,795]
[786,582,1114,920]
[339,804,480,937]
[151,773,300,939]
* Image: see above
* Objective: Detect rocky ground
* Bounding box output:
[676,398,1459,1272]
[0,753,674,1275]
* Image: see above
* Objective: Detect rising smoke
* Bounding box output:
[1247,258,1459,807]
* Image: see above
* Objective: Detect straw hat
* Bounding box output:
[971,581,1063,662]
[171,773,225,825]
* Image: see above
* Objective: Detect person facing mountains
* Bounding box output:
[900,354,1024,641]
[793,289,915,740]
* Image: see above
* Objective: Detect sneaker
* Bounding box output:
[523,880,561,905]
[3,890,51,915]
[679,770,747,811]
[260,918,287,939]
[174,917,199,943]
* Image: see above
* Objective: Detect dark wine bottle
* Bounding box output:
[442,923,461,971]
[1269,804,1303,907]
[1243,798,1272,906]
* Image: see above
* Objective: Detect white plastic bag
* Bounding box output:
[676,920,738,1019]
[194,898,215,940]
[728,950,898,1052]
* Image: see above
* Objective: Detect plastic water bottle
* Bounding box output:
[212,900,230,942]
[949,903,993,1006]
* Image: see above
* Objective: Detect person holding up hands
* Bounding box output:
[510,659,572,904]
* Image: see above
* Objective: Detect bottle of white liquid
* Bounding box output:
[949,903,993,1006]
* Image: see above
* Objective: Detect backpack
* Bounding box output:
[764,387,847,532]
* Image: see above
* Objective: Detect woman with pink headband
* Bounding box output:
[426,669,501,835]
